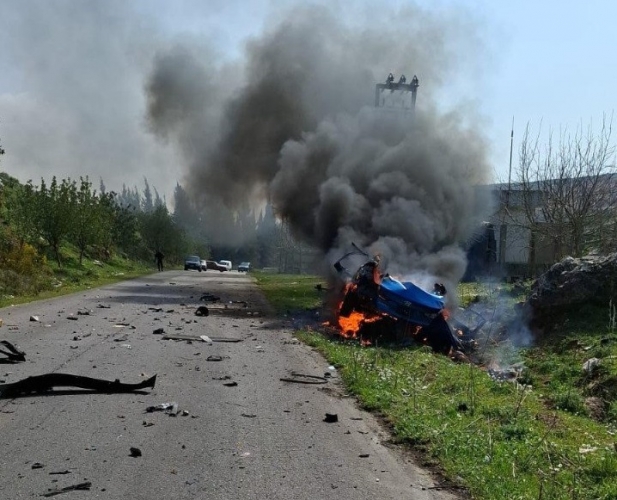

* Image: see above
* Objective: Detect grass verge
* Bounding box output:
[256,272,617,500]
[0,250,156,308]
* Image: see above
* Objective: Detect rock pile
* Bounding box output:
[527,253,617,313]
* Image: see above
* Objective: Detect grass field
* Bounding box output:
[256,272,617,500]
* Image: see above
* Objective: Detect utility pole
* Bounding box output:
[499,117,515,271]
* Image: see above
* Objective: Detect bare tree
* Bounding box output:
[508,116,616,270]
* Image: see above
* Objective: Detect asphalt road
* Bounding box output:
[0,270,457,499]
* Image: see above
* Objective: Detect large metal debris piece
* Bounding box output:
[333,246,480,355]
[0,373,156,399]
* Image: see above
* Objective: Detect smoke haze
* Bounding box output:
[0,1,187,193]
[146,4,492,283]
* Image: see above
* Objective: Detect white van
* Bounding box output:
[219,260,232,271]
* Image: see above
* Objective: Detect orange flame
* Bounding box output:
[337,311,380,337]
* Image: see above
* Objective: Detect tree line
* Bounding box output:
[0,170,316,279]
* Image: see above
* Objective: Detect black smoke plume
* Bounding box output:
[145,4,492,284]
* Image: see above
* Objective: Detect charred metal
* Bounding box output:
[332,248,482,356]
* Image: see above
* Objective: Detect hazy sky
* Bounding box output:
[0,0,615,200]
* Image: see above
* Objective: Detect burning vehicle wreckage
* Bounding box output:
[328,246,485,358]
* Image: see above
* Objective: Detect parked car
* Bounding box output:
[206,260,228,272]
[219,260,232,271]
[184,255,202,272]
[238,262,251,272]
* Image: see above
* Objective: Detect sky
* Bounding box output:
[0,0,615,201]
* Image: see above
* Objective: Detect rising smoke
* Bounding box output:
[145,4,492,284]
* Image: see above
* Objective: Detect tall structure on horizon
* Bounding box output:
[374,73,419,111]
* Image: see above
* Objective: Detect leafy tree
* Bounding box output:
[69,177,102,264]
[1,174,37,246]
[34,177,75,266]
[140,204,184,260]
[142,177,154,213]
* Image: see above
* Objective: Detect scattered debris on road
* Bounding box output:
[146,401,179,415]
[32,462,44,469]
[206,355,223,362]
[195,306,209,317]
[241,413,257,418]
[162,334,211,343]
[129,447,142,457]
[200,293,220,302]
[0,340,26,362]
[152,328,165,335]
[280,372,329,385]
[0,374,156,398]
[42,481,92,497]
[30,315,40,322]
[223,381,238,387]
[209,336,243,343]
[323,413,339,423]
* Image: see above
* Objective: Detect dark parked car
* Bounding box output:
[206,260,227,272]
[238,262,251,272]
[184,255,202,272]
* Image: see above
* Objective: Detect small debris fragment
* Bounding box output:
[32,462,44,469]
[206,355,223,362]
[195,306,209,317]
[223,381,238,387]
[148,307,163,312]
[152,328,165,335]
[129,447,142,458]
[280,373,328,385]
[241,413,257,418]
[30,316,40,322]
[146,402,179,415]
[42,481,92,497]
[359,453,370,458]
[67,316,78,321]
[323,413,338,423]
[48,470,72,475]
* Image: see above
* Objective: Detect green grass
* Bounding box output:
[255,272,617,500]
[0,247,155,307]
[251,270,325,313]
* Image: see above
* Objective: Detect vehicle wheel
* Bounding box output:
[199,268,202,272]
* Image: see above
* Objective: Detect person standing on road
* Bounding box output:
[154,250,164,271]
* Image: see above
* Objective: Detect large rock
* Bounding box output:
[527,253,617,312]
